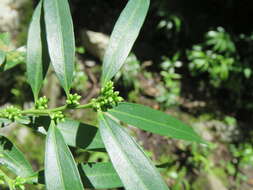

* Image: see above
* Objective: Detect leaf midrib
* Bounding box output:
[102,0,143,85]
[109,109,200,140]
[100,115,150,190]
[52,0,69,92]
[51,126,66,190]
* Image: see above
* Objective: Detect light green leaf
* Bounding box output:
[27,0,50,100]
[99,114,169,190]
[0,135,34,177]
[78,162,123,189]
[43,0,75,94]
[108,102,204,143]
[101,0,150,86]
[1,48,26,71]
[0,50,5,66]
[45,122,84,190]
[0,32,11,51]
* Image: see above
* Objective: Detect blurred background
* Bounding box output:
[1,0,253,189]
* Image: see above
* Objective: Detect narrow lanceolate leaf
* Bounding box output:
[109,102,204,143]
[78,162,123,189]
[45,122,84,190]
[0,135,34,177]
[43,0,75,94]
[99,114,169,190]
[101,0,150,86]
[27,1,50,100]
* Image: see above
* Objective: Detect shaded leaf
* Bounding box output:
[57,119,105,151]
[0,135,34,177]
[43,0,75,94]
[79,162,123,189]
[27,1,50,100]
[99,113,169,190]
[28,117,105,151]
[29,162,123,189]
[109,102,204,143]
[101,0,150,86]
[45,122,84,190]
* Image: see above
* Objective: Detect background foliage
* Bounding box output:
[0,0,253,189]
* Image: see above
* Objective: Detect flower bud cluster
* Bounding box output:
[0,106,22,121]
[35,96,49,109]
[66,93,81,107]
[91,81,123,112]
[50,111,65,123]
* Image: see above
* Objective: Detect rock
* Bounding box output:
[81,30,109,60]
[0,0,28,33]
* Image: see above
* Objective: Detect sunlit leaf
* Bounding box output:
[101,0,150,86]
[109,102,204,143]
[99,113,169,190]
[0,135,34,177]
[43,0,75,94]
[45,122,84,190]
[27,1,50,100]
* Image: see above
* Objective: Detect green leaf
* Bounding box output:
[0,32,11,51]
[30,162,123,189]
[0,50,5,66]
[108,102,204,143]
[0,135,34,177]
[43,0,75,94]
[99,114,169,190]
[1,48,26,71]
[45,122,84,190]
[27,1,50,100]
[57,119,105,151]
[101,0,150,86]
[78,162,123,189]
[28,117,105,151]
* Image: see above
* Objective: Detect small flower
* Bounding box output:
[66,93,81,107]
[2,106,22,121]
[91,81,124,112]
[50,111,65,123]
[35,96,49,110]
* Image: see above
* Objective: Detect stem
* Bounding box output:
[21,103,92,116]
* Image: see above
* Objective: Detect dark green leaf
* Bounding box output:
[43,0,75,94]
[0,135,34,177]
[99,114,169,190]
[45,122,84,190]
[27,1,50,100]
[109,102,204,143]
[101,0,150,86]
[78,162,123,189]
[28,117,105,151]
